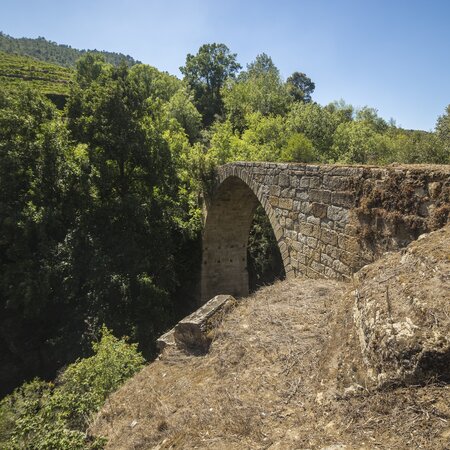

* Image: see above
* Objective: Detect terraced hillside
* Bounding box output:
[0,51,73,104]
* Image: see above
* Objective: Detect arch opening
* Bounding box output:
[201,176,286,303]
[247,205,286,292]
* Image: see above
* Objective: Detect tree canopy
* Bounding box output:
[180,43,241,126]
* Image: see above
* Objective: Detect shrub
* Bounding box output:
[0,327,144,449]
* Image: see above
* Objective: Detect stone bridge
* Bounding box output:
[201,162,450,302]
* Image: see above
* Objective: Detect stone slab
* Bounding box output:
[174,295,236,353]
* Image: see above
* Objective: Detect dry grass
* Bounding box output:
[89,270,450,449]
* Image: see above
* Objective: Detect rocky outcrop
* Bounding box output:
[352,225,450,387]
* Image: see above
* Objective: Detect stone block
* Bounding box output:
[312,249,322,262]
[309,189,331,203]
[281,187,294,197]
[296,190,309,201]
[320,218,333,229]
[311,261,325,274]
[321,228,338,246]
[290,175,300,188]
[299,201,312,214]
[307,236,318,248]
[311,202,328,219]
[303,245,314,259]
[285,229,297,241]
[330,166,364,177]
[327,205,349,223]
[306,215,321,226]
[321,253,334,268]
[309,176,322,188]
[299,177,310,188]
[332,259,351,276]
[279,172,290,187]
[174,295,236,353]
[331,191,355,208]
[325,244,341,259]
[269,185,281,196]
[269,195,279,207]
[323,175,353,190]
[278,198,293,210]
[299,222,318,238]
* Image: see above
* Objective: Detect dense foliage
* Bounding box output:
[0,38,449,447]
[0,55,203,399]
[0,327,144,449]
[0,32,139,68]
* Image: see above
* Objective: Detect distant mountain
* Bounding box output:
[0,32,141,68]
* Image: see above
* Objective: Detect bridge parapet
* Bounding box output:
[201,162,450,301]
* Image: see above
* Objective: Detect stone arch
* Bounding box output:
[201,166,291,302]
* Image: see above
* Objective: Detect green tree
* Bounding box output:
[67,57,179,354]
[331,120,389,163]
[180,43,241,126]
[280,133,318,162]
[165,87,202,142]
[287,102,343,158]
[325,99,354,123]
[240,113,288,161]
[0,87,79,395]
[244,52,279,78]
[75,53,111,87]
[222,54,291,131]
[286,71,315,103]
[355,106,388,133]
[385,129,449,164]
[128,63,180,102]
[436,104,450,143]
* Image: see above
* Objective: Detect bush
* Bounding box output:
[0,327,144,449]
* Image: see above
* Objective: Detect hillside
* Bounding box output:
[0,32,139,68]
[90,225,450,449]
[0,51,73,98]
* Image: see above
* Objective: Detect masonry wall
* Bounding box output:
[201,162,450,301]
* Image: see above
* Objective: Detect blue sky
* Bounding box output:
[2,0,449,130]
